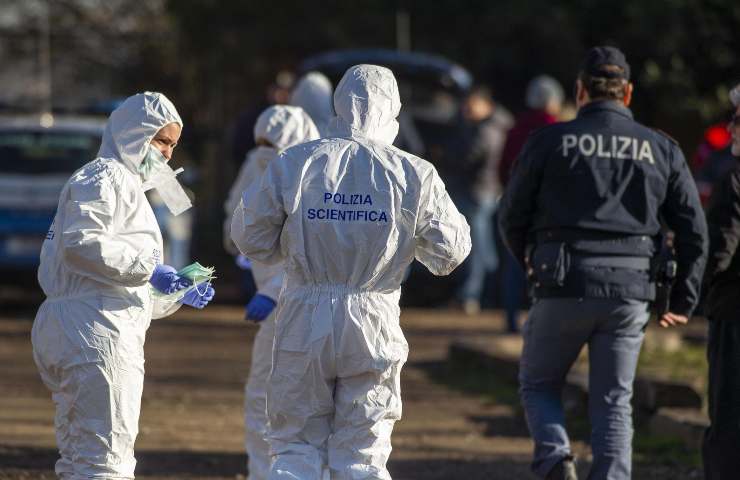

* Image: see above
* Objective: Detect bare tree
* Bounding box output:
[0,0,169,110]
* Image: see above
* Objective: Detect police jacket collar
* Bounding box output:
[577,100,633,120]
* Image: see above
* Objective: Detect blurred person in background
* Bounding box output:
[226,71,295,298]
[232,64,470,479]
[702,82,740,480]
[500,47,707,480]
[31,92,215,479]
[692,122,732,175]
[693,122,735,206]
[223,105,319,479]
[498,74,564,332]
[231,70,295,167]
[499,75,564,186]
[696,145,736,206]
[557,101,578,122]
[290,71,334,137]
[449,86,513,314]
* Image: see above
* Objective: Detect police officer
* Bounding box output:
[499,46,708,480]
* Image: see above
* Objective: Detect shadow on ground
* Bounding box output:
[0,445,246,477]
[0,444,536,480]
[413,353,706,479]
[412,359,531,436]
[389,458,534,479]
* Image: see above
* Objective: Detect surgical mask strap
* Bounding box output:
[194,279,211,296]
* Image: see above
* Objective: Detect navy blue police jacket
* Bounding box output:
[498,100,708,316]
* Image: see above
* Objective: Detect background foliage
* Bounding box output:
[1,0,739,287]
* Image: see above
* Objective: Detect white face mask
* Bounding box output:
[139,145,193,216]
[139,145,168,182]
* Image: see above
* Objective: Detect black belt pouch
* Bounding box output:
[532,243,570,287]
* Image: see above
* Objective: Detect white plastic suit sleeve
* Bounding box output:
[414,168,472,275]
[223,158,253,256]
[151,295,182,319]
[62,173,156,287]
[231,159,286,266]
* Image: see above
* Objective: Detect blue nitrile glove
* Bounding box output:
[180,283,215,309]
[245,294,276,322]
[235,254,252,271]
[149,264,190,294]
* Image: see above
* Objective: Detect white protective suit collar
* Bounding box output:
[254,105,319,152]
[97,92,183,174]
[329,64,401,144]
[289,72,334,136]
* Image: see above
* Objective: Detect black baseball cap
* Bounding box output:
[581,46,631,81]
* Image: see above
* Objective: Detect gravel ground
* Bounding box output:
[0,304,703,479]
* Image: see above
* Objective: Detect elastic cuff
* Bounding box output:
[131,252,158,283]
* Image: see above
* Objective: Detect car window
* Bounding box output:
[0,131,100,174]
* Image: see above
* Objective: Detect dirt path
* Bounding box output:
[0,305,701,479]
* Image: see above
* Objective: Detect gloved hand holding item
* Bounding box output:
[149,264,190,294]
[180,282,215,309]
[245,294,276,322]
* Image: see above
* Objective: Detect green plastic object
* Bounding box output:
[178,261,215,283]
[152,261,216,302]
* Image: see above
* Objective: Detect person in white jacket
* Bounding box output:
[223,105,319,479]
[231,64,471,480]
[32,92,215,479]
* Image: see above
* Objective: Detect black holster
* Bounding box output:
[530,243,570,288]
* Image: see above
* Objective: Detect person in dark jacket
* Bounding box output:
[702,82,740,480]
[449,86,513,314]
[499,46,708,480]
[498,75,563,331]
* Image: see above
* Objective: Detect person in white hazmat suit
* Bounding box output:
[231,64,471,479]
[32,92,215,479]
[289,71,334,137]
[223,105,319,479]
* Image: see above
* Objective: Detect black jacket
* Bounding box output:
[705,158,740,317]
[499,100,708,316]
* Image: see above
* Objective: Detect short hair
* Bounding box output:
[525,75,564,110]
[578,65,629,101]
[730,83,740,107]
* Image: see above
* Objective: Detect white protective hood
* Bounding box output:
[223,106,318,255]
[98,92,191,215]
[289,71,334,136]
[328,64,401,144]
[253,105,319,157]
[97,92,183,173]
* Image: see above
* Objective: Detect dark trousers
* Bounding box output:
[520,298,649,479]
[703,314,740,479]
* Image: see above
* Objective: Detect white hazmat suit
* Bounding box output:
[32,92,185,479]
[231,64,471,479]
[223,105,319,479]
[289,71,334,137]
